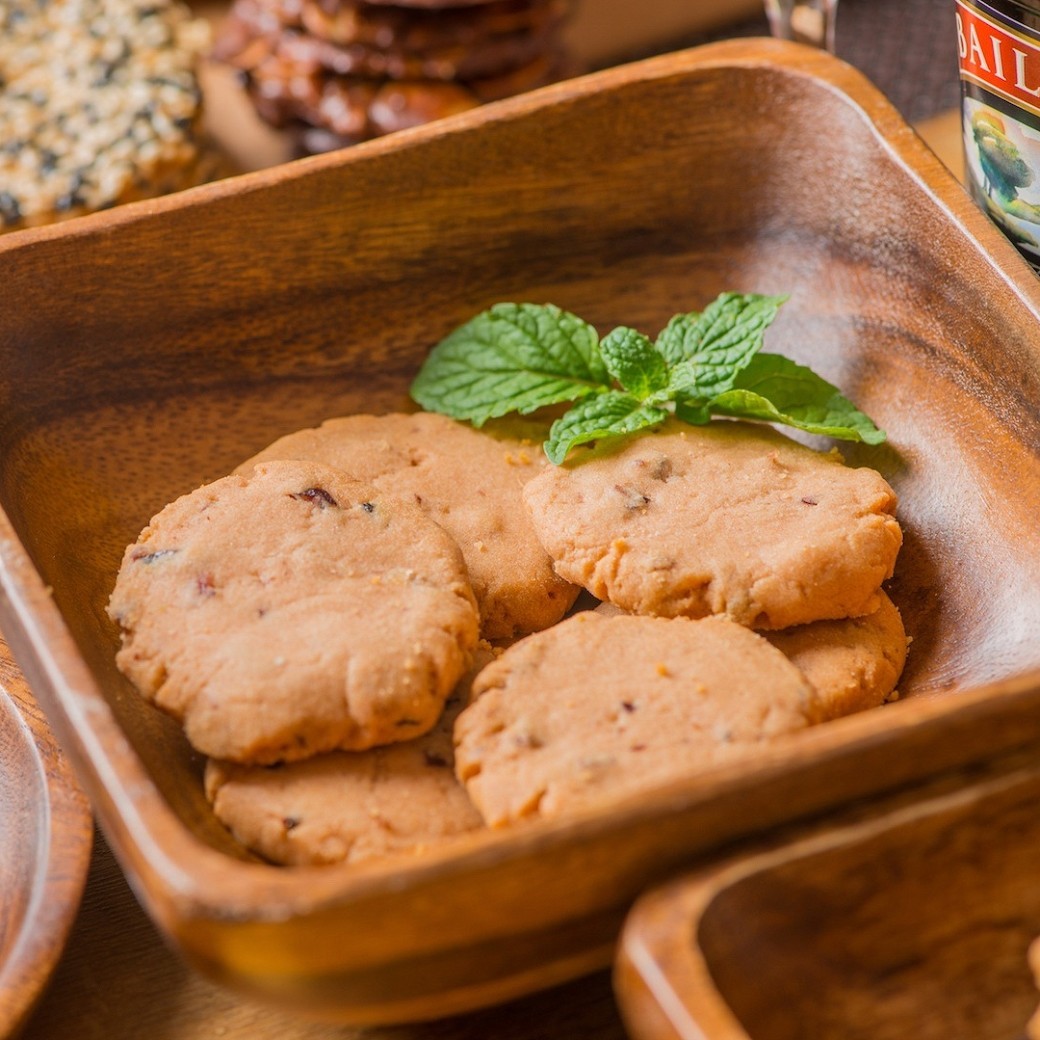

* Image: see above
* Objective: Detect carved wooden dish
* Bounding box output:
[615,749,1040,1040]
[0,38,1039,1024]
[0,643,92,1039]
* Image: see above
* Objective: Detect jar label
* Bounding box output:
[958,0,1040,268]
[957,1,1040,116]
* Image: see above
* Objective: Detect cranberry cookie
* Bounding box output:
[523,420,902,630]
[108,459,479,764]
[240,412,579,639]
[454,612,819,826]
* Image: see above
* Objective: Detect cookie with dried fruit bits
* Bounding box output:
[454,612,819,826]
[595,590,908,721]
[763,590,908,721]
[239,412,579,639]
[523,420,902,630]
[205,643,494,866]
[108,459,479,765]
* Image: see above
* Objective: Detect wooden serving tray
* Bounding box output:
[1,40,1039,1024]
[615,745,1040,1040]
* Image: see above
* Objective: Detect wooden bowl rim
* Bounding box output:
[615,758,1040,1040]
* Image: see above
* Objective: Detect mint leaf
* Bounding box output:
[410,294,887,463]
[544,392,669,465]
[673,397,711,426]
[600,326,669,398]
[410,302,610,425]
[658,293,787,398]
[708,353,886,444]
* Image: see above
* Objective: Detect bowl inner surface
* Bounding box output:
[698,769,1040,1040]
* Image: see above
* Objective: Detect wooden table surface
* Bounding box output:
[10,10,966,1035]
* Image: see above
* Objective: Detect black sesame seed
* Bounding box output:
[361,501,375,513]
[0,192,22,225]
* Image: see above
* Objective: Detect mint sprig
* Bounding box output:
[410,293,885,463]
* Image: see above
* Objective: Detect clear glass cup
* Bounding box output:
[763,0,839,51]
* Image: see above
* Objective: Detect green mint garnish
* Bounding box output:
[409,302,608,426]
[410,293,885,463]
[544,393,670,466]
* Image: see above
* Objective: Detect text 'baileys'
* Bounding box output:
[958,0,1040,271]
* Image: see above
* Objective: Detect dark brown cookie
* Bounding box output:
[299,0,567,51]
[240,47,559,141]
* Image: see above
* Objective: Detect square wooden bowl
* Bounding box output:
[615,749,1040,1040]
[1,38,1040,1025]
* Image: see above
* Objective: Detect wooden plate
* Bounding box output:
[0,39,1039,1025]
[615,747,1040,1040]
[0,641,92,1039]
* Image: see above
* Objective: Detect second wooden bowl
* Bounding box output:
[616,747,1040,1040]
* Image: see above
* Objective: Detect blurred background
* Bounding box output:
[582,0,958,123]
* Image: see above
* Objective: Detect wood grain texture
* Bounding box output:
[616,747,1040,1040]
[0,40,1039,1024]
[0,645,92,1038]
[21,832,629,1040]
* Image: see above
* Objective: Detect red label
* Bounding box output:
[957,1,1040,118]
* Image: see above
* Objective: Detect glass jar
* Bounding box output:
[958,0,1040,270]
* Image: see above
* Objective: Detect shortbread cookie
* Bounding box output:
[0,0,211,231]
[108,460,479,765]
[595,592,908,721]
[764,590,908,720]
[239,413,578,639]
[454,613,819,826]
[523,420,902,630]
[205,644,493,865]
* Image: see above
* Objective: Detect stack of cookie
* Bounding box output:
[108,410,909,868]
[212,0,575,154]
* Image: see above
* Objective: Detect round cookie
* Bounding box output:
[0,0,211,231]
[273,24,556,82]
[205,644,493,866]
[453,612,820,826]
[236,46,559,143]
[522,420,902,630]
[763,590,908,721]
[239,412,579,640]
[594,591,908,720]
[108,459,479,765]
[219,0,564,80]
[296,0,568,51]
